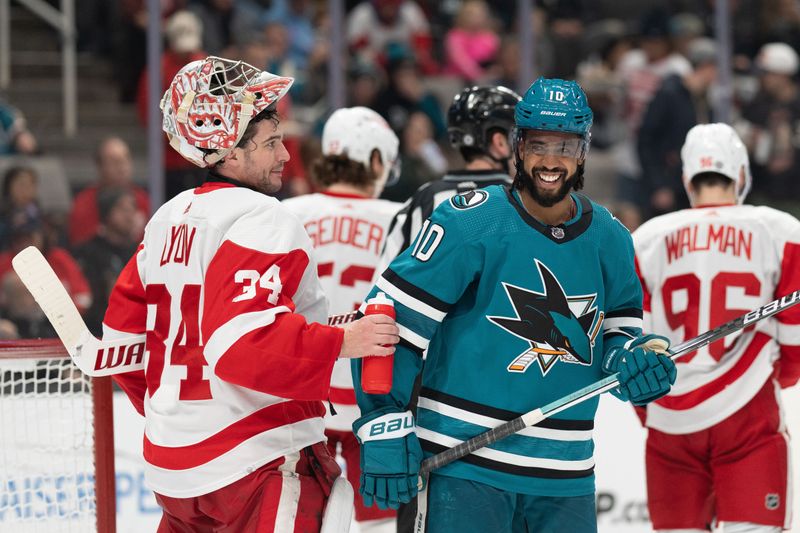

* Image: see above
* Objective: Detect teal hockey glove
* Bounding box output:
[603,334,676,405]
[355,411,422,510]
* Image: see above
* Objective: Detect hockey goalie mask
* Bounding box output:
[681,123,752,204]
[322,107,401,190]
[160,56,294,168]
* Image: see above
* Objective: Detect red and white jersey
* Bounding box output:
[282,191,400,431]
[633,204,800,434]
[103,181,344,498]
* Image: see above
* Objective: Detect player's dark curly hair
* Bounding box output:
[236,106,280,150]
[690,171,735,190]
[310,153,378,190]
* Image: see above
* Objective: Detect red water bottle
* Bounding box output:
[361,292,395,394]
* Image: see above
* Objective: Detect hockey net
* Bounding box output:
[0,340,115,532]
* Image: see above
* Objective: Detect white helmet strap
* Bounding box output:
[176,91,196,124]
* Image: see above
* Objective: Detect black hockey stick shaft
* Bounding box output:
[419,289,800,475]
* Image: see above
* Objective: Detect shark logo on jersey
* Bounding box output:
[487,260,604,376]
[450,189,488,210]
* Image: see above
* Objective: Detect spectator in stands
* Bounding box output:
[349,60,383,109]
[737,42,800,208]
[542,0,586,79]
[668,12,706,58]
[0,100,38,156]
[637,38,718,217]
[0,271,53,338]
[75,188,140,336]
[0,216,91,317]
[68,137,148,246]
[263,22,307,96]
[612,7,691,222]
[493,7,555,89]
[188,0,234,56]
[382,111,446,202]
[374,51,446,139]
[443,0,500,83]
[347,0,437,74]
[576,19,633,150]
[114,1,183,102]
[0,166,41,250]
[264,0,316,70]
[137,10,207,200]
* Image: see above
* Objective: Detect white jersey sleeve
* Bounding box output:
[283,192,400,430]
[103,182,344,497]
[633,204,800,434]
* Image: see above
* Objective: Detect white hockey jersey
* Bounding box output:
[282,191,400,431]
[104,180,344,498]
[634,204,800,434]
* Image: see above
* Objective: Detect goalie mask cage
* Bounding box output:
[0,340,116,532]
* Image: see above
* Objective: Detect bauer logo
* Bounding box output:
[450,189,488,210]
[744,290,800,325]
[369,416,414,437]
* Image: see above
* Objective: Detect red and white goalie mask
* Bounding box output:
[160,56,294,168]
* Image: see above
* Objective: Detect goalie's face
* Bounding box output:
[223,119,290,194]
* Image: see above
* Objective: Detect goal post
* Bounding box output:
[0,339,116,532]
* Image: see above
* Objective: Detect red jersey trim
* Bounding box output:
[320,190,369,200]
[329,386,357,405]
[694,203,736,209]
[776,242,800,325]
[655,332,770,410]
[194,182,237,195]
[778,345,800,388]
[143,400,324,470]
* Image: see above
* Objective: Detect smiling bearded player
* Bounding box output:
[349,77,677,532]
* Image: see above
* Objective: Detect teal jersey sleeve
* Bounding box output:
[600,214,644,353]
[352,199,485,423]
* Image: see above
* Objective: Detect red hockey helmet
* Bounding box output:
[160,56,294,168]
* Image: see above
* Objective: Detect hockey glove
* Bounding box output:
[354,410,422,510]
[603,334,677,405]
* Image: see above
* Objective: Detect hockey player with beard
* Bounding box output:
[350,77,677,532]
[103,57,399,532]
[283,106,402,533]
[634,123,800,533]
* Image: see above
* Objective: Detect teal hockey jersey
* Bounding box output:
[352,185,643,497]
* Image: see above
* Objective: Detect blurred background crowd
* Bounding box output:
[2,0,800,340]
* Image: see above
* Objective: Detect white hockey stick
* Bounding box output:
[12,246,147,376]
[13,246,362,377]
[419,288,800,476]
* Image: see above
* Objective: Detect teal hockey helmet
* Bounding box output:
[514,77,593,159]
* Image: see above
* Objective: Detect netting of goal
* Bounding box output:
[0,340,115,533]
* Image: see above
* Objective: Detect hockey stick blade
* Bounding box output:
[12,246,146,376]
[419,288,800,475]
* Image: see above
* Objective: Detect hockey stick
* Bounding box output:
[12,246,362,376]
[418,288,800,475]
[12,246,147,376]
